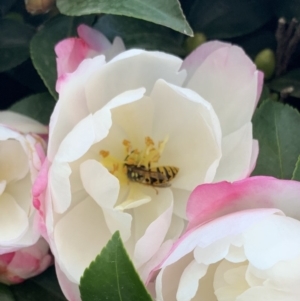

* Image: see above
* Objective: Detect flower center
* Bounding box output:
[99,136,179,188]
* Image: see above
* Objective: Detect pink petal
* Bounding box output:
[186,176,300,231]
[55,38,89,77]
[77,24,111,52]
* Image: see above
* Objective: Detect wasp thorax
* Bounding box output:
[99,136,179,188]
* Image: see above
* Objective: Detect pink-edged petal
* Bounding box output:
[213,122,254,182]
[185,45,259,136]
[77,24,111,52]
[161,209,281,269]
[56,262,81,301]
[133,188,173,268]
[0,193,28,243]
[0,111,48,134]
[32,159,49,210]
[182,41,229,83]
[255,70,264,105]
[48,55,106,161]
[186,177,300,231]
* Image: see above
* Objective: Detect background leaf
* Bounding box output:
[269,69,300,98]
[1,267,66,301]
[0,19,34,72]
[252,99,300,178]
[0,284,15,301]
[30,15,94,99]
[95,15,185,56]
[292,156,300,181]
[56,0,192,36]
[80,231,152,301]
[9,92,55,124]
[184,0,272,39]
[272,0,300,20]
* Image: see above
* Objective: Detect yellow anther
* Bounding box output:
[145,136,155,146]
[100,150,109,158]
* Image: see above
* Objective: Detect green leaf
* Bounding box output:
[0,284,15,301]
[252,99,300,179]
[94,15,185,56]
[30,15,94,100]
[269,69,300,98]
[10,267,67,301]
[80,231,153,301]
[10,92,56,125]
[187,0,272,39]
[292,156,300,181]
[56,0,192,36]
[0,19,34,72]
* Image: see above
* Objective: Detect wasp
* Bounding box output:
[124,163,179,188]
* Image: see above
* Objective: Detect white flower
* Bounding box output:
[154,177,300,301]
[0,111,52,284]
[36,41,262,300]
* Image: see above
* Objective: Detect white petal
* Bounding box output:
[213,122,254,182]
[80,159,119,208]
[102,207,132,242]
[0,180,6,195]
[225,244,247,263]
[194,239,230,265]
[244,214,300,269]
[0,139,29,183]
[0,193,28,243]
[6,174,31,214]
[49,161,72,214]
[0,111,48,134]
[237,287,296,301]
[54,197,112,283]
[55,114,96,163]
[133,187,173,268]
[150,79,222,190]
[156,253,194,301]
[214,260,249,301]
[177,260,208,301]
[85,50,186,113]
[172,188,190,220]
[186,46,258,136]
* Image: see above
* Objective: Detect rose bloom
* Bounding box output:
[0,111,52,284]
[35,34,262,300]
[153,177,300,301]
[55,24,125,92]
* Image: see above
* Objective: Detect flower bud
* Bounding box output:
[254,48,276,80]
[25,0,55,15]
[184,33,207,54]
